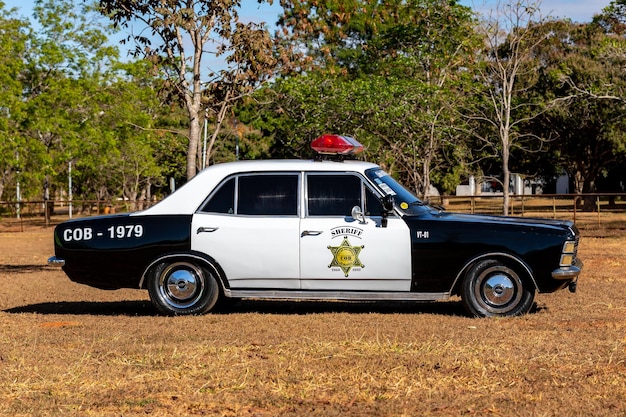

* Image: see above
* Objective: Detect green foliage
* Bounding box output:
[0,0,187,207]
[278,0,477,78]
[250,0,480,196]
[1,0,625,210]
[526,16,626,202]
[0,4,29,200]
[98,0,286,180]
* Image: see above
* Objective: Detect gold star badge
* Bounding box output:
[327,237,364,277]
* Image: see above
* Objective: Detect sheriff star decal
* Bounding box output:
[327,236,364,277]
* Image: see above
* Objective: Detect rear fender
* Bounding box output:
[140,251,229,293]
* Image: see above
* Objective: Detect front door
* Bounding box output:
[299,173,411,291]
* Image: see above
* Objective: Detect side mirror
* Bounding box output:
[351,205,366,224]
[380,195,394,228]
[382,194,395,212]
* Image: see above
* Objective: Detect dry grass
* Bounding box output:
[0,226,624,416]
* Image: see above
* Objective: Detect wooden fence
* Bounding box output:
[1,194,625,233]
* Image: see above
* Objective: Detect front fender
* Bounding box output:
[450,252,537,295]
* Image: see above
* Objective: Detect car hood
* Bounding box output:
[416,210,577,234]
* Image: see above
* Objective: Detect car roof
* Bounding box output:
[141,158,381,215]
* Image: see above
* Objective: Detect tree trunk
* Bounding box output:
[0,167,10,201]
[573,166,598,212]
[187,113,201,180]
[502,137,511,216]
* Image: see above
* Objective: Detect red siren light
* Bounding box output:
[311,134,364,156]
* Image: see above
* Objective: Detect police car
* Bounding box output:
[48,135,582,317]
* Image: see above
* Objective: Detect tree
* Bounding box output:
[18,0,121,207]
[256,0,480,196]
[99,0,286,180]
[0,2,29,202]
[594,0,626,38]
[470,0,550,215]
[528,17,626,210]
[102,61,188,210]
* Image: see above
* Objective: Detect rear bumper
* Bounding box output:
[551,259,583,280]
[47,256,65,267]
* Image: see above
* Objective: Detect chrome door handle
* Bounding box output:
[301,230,323,237]
[196,227,219,234]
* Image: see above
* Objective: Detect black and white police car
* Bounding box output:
[49,134,582,317]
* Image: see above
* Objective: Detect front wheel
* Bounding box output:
[461,259,535,317]
[147,260,219,315]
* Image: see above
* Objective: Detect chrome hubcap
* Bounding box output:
[483,274,515,306]
[158,262,205,309]
[167,269,198,301]
[475,265,523,314]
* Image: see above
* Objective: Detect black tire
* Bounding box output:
[147,260,219,316]
[461,259,535,317]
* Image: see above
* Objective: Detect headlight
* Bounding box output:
[563,241,576,254]
[560,254,574,267]
[559,240,577,267]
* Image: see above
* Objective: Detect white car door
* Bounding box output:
[191,174,301,289]
[299,173,412,291]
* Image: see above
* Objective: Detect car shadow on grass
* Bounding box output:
[3,299,545,317]
[223,299,471,316]
[3,301,159,316]
[0,264,55,274]
[3,299,468,317]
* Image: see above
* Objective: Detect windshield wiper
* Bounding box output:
[410,199,445,212]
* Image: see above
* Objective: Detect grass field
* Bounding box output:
[0,225,624,416]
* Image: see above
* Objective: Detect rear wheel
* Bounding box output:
[147,260,219,315]
[461,259,535,317]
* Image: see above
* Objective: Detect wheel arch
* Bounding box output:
[451,252,537,295]
[139,251,229,294]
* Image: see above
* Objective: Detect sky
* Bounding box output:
[238,0,614,27]
[3,0,614,26]
[461,0,613,22]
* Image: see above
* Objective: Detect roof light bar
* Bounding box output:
[311,134,364,156]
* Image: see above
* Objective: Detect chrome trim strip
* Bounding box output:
[224,289,450,302]
[47,256,65,267]
[552,259,583,280]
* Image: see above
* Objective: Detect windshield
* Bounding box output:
[365,168,430,215]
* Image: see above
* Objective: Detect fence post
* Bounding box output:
[597,195,601,228]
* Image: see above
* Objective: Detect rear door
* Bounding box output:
[191,173,301,289]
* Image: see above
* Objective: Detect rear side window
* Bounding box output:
[200,177,235,214]
[199,174,299,216]
[238,175,299,216]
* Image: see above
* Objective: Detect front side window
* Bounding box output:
[307,174,363,216]
[365,186,384,216]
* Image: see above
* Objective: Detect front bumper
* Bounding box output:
[551,259,583,280]
[47,256,65,267]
